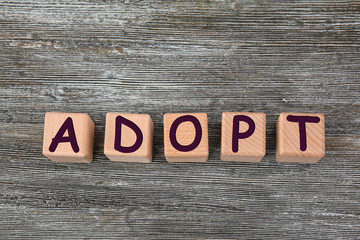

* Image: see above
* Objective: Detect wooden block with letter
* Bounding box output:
[42,112,95,163]
[164,113,208,162]
[104,113,153,163]
[221,112,266,162]
[276,112,325,163]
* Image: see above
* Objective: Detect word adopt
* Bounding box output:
[42,112,325,164]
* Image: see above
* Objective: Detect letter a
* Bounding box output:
[49,117,79,153]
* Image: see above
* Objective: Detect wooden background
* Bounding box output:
[1,0,359,239]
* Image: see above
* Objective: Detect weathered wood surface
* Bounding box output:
[1,0,360,239]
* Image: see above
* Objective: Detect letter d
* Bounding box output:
[114,116,143,153]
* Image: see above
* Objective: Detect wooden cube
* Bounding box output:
[221,112,266,162]
[104,113,153,163]
[42,112,95,163]
[164,113,208,162]
[276,112,325,163]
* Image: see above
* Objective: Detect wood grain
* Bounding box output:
[0,0,360,239]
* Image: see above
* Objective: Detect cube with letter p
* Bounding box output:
[221,112,266,162]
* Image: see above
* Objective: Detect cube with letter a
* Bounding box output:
[221,112,266,162]
[164,113,208,162]
[276,112,325,163]
[42,112,95,163]
[104,113,153,163]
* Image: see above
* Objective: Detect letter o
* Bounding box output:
[169,115,202,152]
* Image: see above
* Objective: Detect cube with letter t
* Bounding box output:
[276,113,325,163]
[42,112,95,163]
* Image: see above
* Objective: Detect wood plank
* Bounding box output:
[0,0,359,238]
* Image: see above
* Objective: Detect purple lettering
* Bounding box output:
[114,115,143,153]
[169,115,202,152]
[49,117,79,153]
[232,115,256,152]
[286,115,320,151]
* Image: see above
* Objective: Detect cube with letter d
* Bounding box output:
[104,113,153,163]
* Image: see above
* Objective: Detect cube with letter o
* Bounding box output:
[164,113,208,162]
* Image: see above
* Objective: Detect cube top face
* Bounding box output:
[221,112,266,162]
[104,113,153,163]
[42,112,95,163]
[277,112,325,163]
[164,113,208,162]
